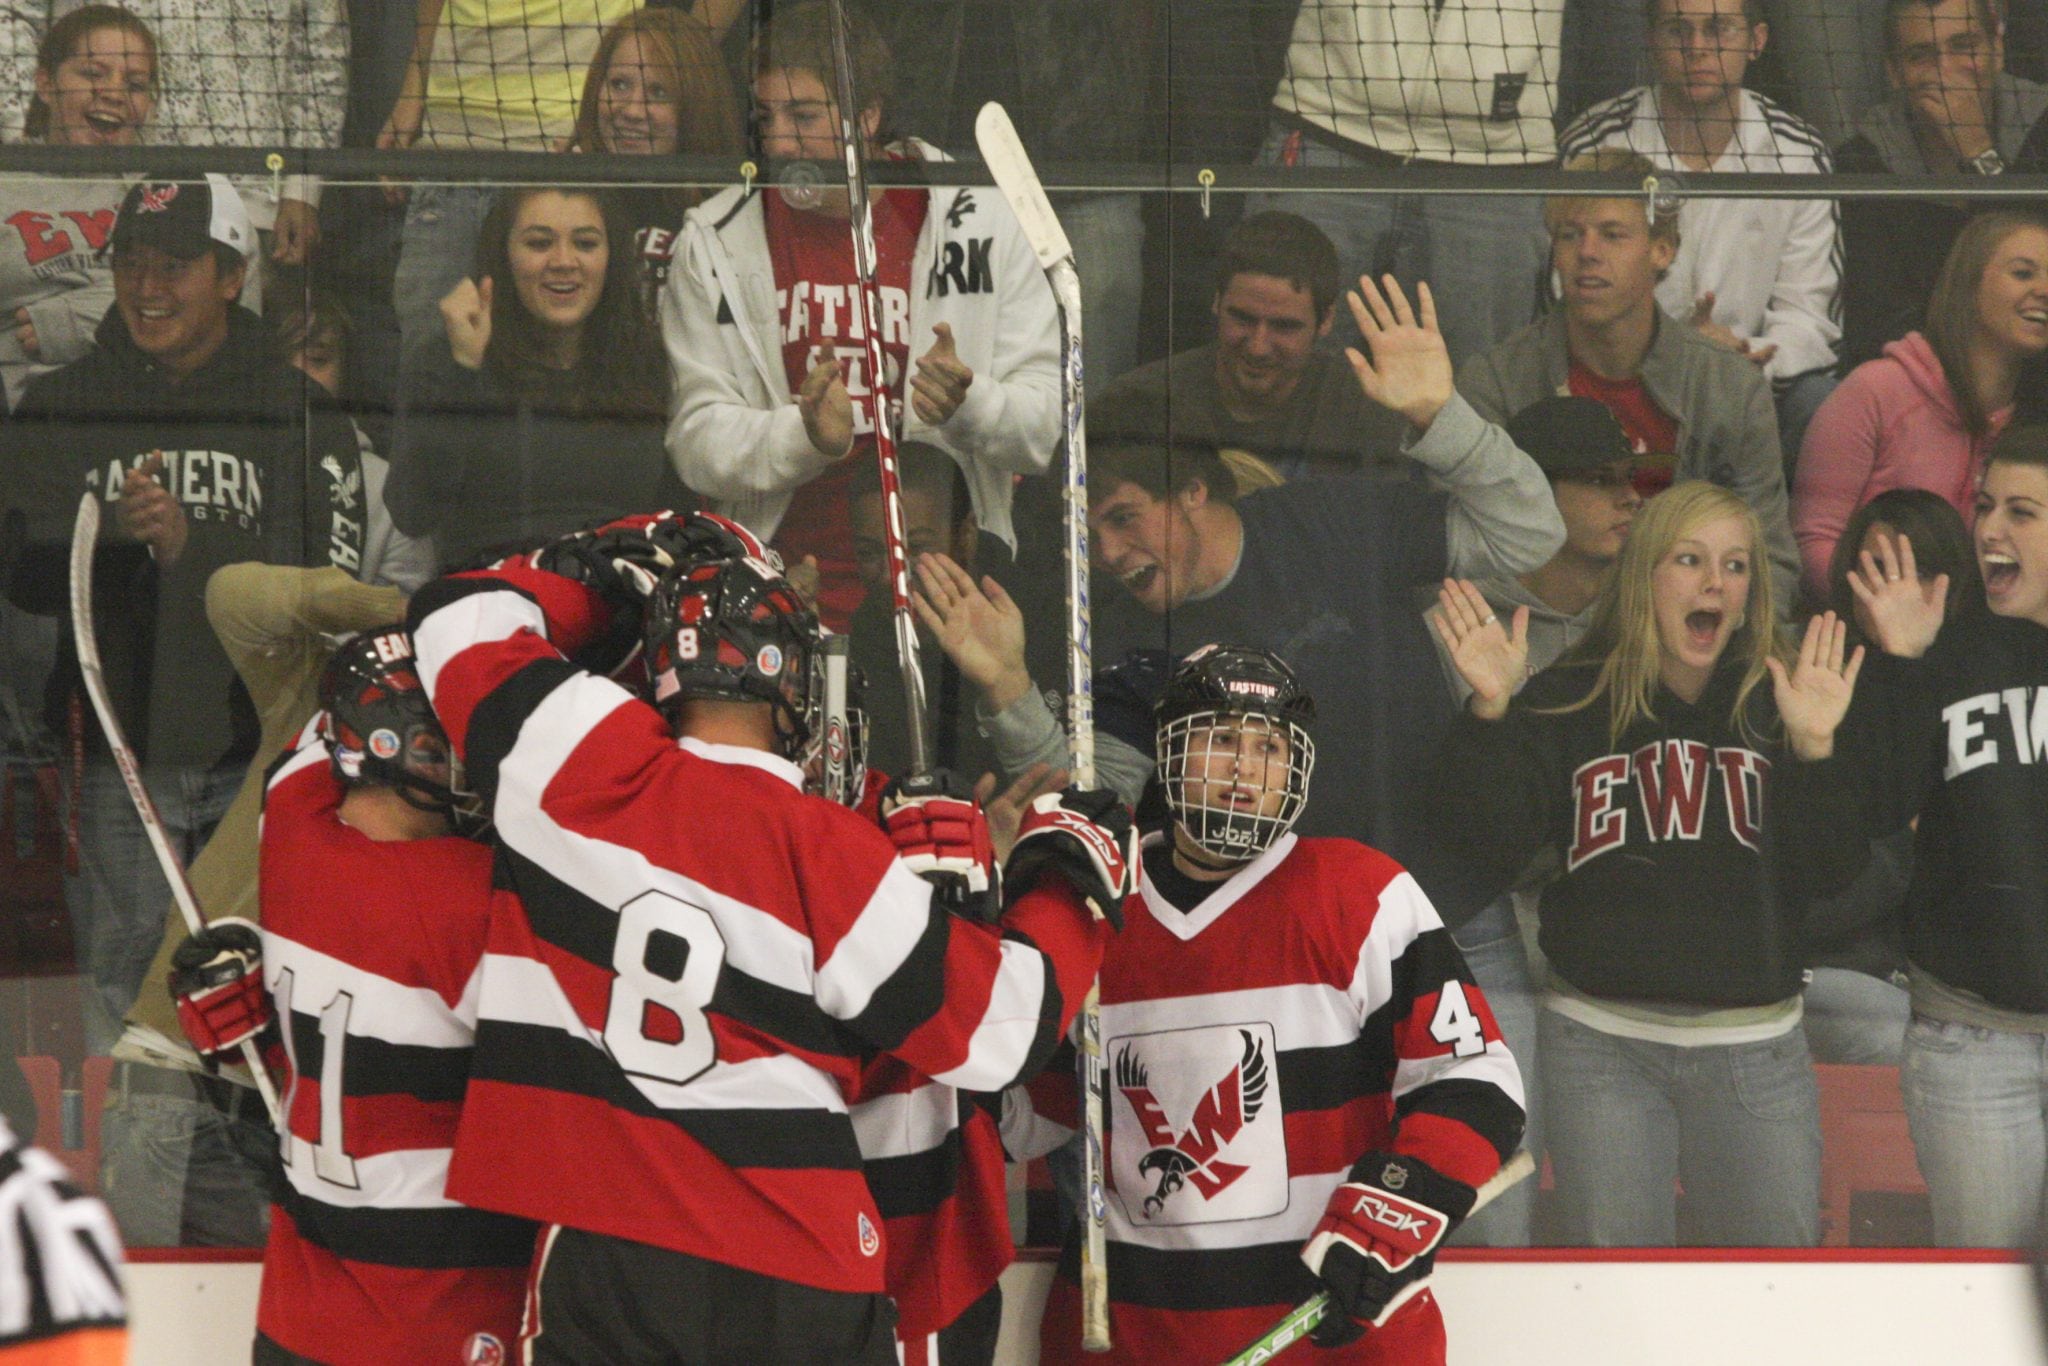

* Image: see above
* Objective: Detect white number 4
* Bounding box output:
[1428,980,1487,1058]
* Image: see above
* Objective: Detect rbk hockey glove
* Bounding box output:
[879,772,999,921]
[1300,1151,1477,1347]
[1003,788,1137,930]
[169,919,272,1059]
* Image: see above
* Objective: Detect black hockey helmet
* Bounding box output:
[645,509,776,573]
[1154,644,1316,860]
[318,629,486,836]
[644,554,822,763]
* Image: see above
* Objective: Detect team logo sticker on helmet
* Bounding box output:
[462,1331,506,1365]
[858,1210,879,1257]
[756,644,783,677]
[367,728,401,760]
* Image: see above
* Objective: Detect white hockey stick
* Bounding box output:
[1222,1149,1539,1365]
[68,493,282,1124]
[974,100,1111,1353]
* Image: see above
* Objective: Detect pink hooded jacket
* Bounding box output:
[1792,331,2012,600]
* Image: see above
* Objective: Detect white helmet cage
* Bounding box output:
[1157,708,1315,860]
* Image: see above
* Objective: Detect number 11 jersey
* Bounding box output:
[256,727,534,1366]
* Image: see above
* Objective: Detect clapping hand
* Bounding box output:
[1766,610,1864,760]
[799,356,855,458]
[1846,530,1948,659]
[910,323,973,426]
[1430,579,1528,721]
[117,451,188,566]
[1344,274,1453,432]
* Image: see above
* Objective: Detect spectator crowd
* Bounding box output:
[0,0,2046,1267]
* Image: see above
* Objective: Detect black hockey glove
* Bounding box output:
[169,919,271,1061]
[534,515,677,611]
[1300,1152,1476,1347]
[1002,788,1136,930]
[879,771,999,922]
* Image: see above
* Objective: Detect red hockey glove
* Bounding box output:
[1003,788,1136,930]
[880,772,999,922]
[1300,1152,1476,1347]
[169,919,271,1059]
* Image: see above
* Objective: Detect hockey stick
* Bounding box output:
[1221,1149,1539,1365]
[68,493,282,1125]
[822,0,933,779]
[974,100,1110,1352]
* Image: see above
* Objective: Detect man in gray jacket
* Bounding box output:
[1454,149,1800,604]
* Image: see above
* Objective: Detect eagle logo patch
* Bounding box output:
[1109,1021,1287,1225]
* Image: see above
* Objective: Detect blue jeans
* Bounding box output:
[1802,967,1910,1066]
[393,182,497,376]
[99,1068,273,1248]
[1449,898,1540,1246]
[64,756,243,1054]
[1778,368,1840,483]
[1901,1015,2048,1247]
[1539,1009,1821,1246]
[1252,119,1550,369]
[1053,192,1143,386]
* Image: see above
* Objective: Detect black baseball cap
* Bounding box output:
[110,174,253,261]
[1505,395,1640,478]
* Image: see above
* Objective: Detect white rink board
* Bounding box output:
[130,1258,2048,1364]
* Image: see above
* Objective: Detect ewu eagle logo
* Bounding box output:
[1117,1029,1269,1217]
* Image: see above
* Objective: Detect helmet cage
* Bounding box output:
[805,653,870,808]
[1157,706,1315,860]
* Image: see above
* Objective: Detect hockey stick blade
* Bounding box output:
[975,102,1073,273]
[68,494,282,1125]
[1221,1149,1539,1365]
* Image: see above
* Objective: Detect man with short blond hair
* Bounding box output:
[1457,149,1798,601]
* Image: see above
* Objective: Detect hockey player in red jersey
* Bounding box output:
[403,516,1128,1363]
[170,628,534,1366]
[1006,644,1526,1363]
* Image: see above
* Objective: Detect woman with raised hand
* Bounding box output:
[569,8,744,313]
[1795,210,2048,604]
[1846,424,2048,1248]
[387,186,684,568]
[0,5,155,411]
[1428,480,1867,1247]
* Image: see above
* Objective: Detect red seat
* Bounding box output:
[15,1055,112,1193]
[1815,1063,1924,1246]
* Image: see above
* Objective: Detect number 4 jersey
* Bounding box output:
[256,728,535,1366]
[1004,833,1525,1364]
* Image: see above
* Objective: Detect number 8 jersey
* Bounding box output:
[256,725,535,1366]
[409,561,1108,1296]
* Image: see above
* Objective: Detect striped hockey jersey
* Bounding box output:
[410,562,1107,1294]
[1006,834,1525,1364]
[255,731,534,1365]
[0,1119,125,1364]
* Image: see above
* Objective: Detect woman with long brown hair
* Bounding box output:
[1430,481,1866,1246]
[387,186,683,568]
[1795,210,2048,602]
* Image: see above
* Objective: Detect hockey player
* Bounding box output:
[169,628,533,1364]
[404,521,1130,1362]
[1005,644,1526,1363]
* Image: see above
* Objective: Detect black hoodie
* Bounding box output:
[1429,657,1867,1008]
[1850,611,2048,1014]
[1,305,363,769]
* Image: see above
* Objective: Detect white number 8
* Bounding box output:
[604,890,726,1087]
